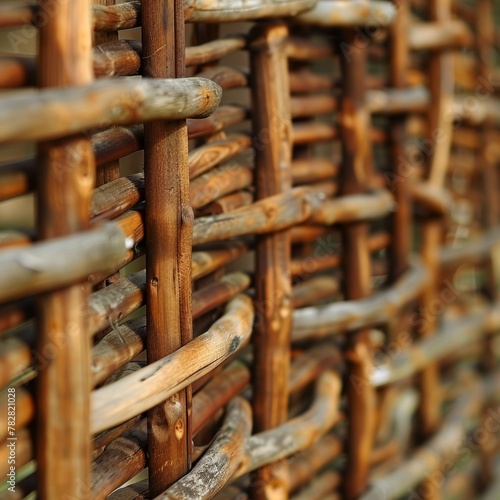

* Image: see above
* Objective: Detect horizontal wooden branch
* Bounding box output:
[0,338,32,387]
[440,227,500,269]
[292,259,428,342]
[0,77,222,144]
[309,189,394,225]
[293,1,396,27]
[287,37,334,60]
[367,87,430,114]
[410,183,452,215]
[91,361,250,494]
[0,1,141,30]
[89,243,247,336]
[291,470,341,500]
[0,224,128,304]
[0,126,248,203]
[91,272,250,386]
[187,35,248,66]
[91,294,254,433]
[184,0,317,22]
[408,20,473,50]
[292,276,340,309]
[92,1,141,31]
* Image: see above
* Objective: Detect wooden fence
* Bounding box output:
[1,0,500,498]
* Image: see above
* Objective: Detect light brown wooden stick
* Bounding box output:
[294,1,396,27]
[0,77,222,144]
[292,259,429,342]
[184,0,317,22]
[91,294,254,434]
[0,225,128,304]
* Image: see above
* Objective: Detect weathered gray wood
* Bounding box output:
[372,304,500,387]
[0,224,128,304]
[91,294,254,433]
[184,0,317,22]
[156,398,252,499]
[292,260,428,341]
[0,77,222,144]
[294,1,396,27]
[232,371,341,479]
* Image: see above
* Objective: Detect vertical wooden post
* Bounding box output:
[250,23,293,500]
[388,0,410,282]
[339,28,376,500]
[142,0,193,495]
[476,0,496,486]
[36,1,94,498]
[477,0,499,300]
[416,2,454,498]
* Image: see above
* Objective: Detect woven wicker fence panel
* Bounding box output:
[0,0,500,498]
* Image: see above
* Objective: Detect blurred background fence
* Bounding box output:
[1,0,500,498]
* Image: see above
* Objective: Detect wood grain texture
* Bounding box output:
[91,294,254,433]
[35,1,94,497]
[0,77,221,144]
[294,1,396,27]
[184,0,317,22]
[338,27,376,499]
[0,225,128,304]
[142,0,193,492]
[249,23,293,499]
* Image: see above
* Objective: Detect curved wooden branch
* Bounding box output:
[91,361,250,495]
[91,294,254,433]
[193,187,392,246]
[184,0,318,22]
[440,228,500,269]
[292,259,428,342]
[91,273,251,386]
[232,371,342,479]
[156,398,252,500]
[372,303,500,387]
[0,77,222,144]
[0,224,128,304]
[293,1,396,27]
